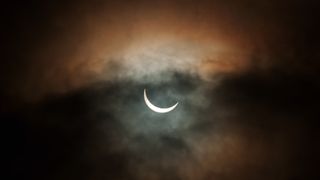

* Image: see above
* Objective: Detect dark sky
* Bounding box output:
[1,0,320,180]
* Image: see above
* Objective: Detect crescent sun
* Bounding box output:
[144,89,179,113]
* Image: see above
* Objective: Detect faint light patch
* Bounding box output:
[117,38,214,82]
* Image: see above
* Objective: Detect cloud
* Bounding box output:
[3,67,319,179]
[2,0,319,179]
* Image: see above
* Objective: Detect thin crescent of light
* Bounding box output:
[144,89,178,113]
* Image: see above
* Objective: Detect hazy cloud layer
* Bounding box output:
[2,0,319,179]
[4,0,319,104]
[4,69,319,179]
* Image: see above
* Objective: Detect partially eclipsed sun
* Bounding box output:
[143,89,178,113]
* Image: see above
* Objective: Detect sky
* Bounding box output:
[1,0,320,179]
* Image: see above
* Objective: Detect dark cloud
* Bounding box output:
[3,70,319,179]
